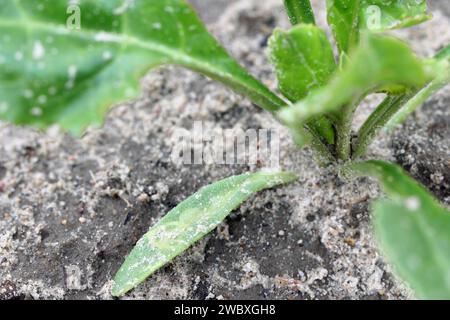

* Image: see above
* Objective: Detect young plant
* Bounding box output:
[0,0,449,298]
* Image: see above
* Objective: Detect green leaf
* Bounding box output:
[359,0,432,32]
[353,44,450,158]
[111,171,297,296]
[0,0,285,135]
[326,0,361,53]
[386,45,450,130]
[269,25,337,145]
[283,0,316,25]
[353,94,413,158]
[326,0,431,53]
[278,33,433,133]
[346,160,450,300]
[435,44,450,61]
[269,25,337,102]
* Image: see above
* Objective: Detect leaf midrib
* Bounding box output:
[0,18,208,74]
[0,17,281,109]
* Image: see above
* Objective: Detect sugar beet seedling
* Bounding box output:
[0,0,449,299]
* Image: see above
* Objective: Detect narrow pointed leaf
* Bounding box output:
[279,33,434,132]
[111,171,297,296]
[346,160,450,299]
[0,0,284,135]
[283,0,316,25]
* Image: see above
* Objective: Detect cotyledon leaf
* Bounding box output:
[0,0,285,135]
[326,0,431,53]
[345,160,450,299]
[278,33,434,132]
[111,171,297,296]
[268,25,337,144]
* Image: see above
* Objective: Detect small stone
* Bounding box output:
[78,217,87,224]
[61,219,67,225]
[137,193,150,203]
[278,230,285,237]
[205,292,215,300]
[344,238,356,247]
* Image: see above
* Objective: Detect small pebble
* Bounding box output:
[137,193,150,203]
[344,238,356,247]
[78,217,87,224]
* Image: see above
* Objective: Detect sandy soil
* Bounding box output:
[0,0,449,300]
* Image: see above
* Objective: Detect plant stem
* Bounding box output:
[307,127,336,165]
[334,104,353,161]
[354,52,450,158]
[386,66,450,131]
[353,95,410,159]
[290,123,335,165]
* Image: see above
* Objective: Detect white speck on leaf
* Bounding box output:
[38,95,47,104]
[164,6,174,13]
[152,22,162,30]
[30,107,43,117]
[102,51,113,60]
[32,41,45,60]
[95,32,122,43]
[0,102,8,113]
[48,87,57,95]
[68,65,77,78]
[114,0,135,15]
[405,197,421,211]
[23,89,34,99]
[66,65,78,89]
[14,51,24,61]
[125,87,135,97]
